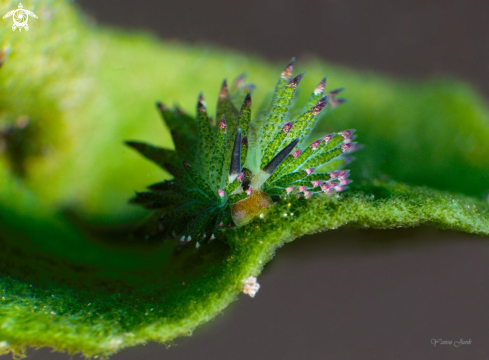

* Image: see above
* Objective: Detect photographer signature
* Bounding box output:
[431,339,472,347]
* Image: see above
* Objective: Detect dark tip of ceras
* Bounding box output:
[339,129,355,139]
[243,92,252,107]
[287,73,305,88]
[156,102,168,111]
[327,88,345,98]
[197,93,207,111]
[291,149,302,158]
[219,116,227,130]
[329,98,347,109]
[320,183,335,193]
[323,134,334,143]
[348,143,364,153]
[340,142,357,153]
[219,79,229,100]
[242,135,248,146]
[311,98,328,115]
[282,121,293,133]
[263,138,300,175]
[314,77,327,95]
[329,171,342,180]
[197,101,206,114]
[338,170,351,179]
[281,57,295,79]
[343,135,357,143]
[229,128,242,177]
[310,139,323,149]
[233,73,246,89]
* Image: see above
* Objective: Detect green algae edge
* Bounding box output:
[1,180,489,358]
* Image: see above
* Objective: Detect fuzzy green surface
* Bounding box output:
[1,178,489,358]
[1,0,489,358]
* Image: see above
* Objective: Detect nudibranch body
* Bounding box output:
[127,59,357,246]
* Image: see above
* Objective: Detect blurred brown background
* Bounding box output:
[4,0,489,359]
[78,0,489,96]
